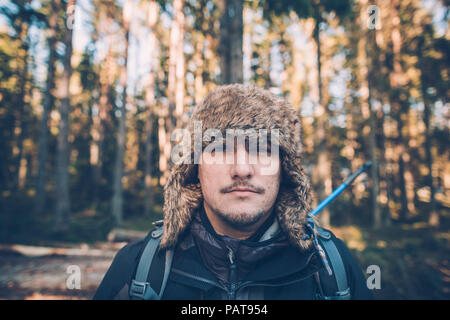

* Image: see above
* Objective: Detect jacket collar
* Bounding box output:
[173,208,321,287]
[173,234,320,290]
[244,245,321,283]
[190,207,290,285]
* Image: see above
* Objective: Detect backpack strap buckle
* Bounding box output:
[129,280,159,300]
[129,280,148,298]
[322,287,351,300]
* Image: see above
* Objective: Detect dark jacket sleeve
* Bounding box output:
[93,238,146,300]
[333,236,374,300]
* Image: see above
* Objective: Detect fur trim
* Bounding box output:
[160,84,313,250]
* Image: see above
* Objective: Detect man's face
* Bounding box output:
[198,137,281,230]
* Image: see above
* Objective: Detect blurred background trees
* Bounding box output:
[0,0,448,242]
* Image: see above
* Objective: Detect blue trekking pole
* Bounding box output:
[306,161,373,276]
[310,161,372,217]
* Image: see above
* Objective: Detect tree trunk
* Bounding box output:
[144,0,159,217]
[389,0,416,221]
[194,37,204,105]
[368,94,381,229]
[13,21,30,191]
[55,0,75,231]
[362,7,382,229]
[168,0,185,130]
[91,31,113,198]
[313,9,323,107]
[36,1,60,214]
[218,0,243,84]
[112,1,132,226]
[175,0,185,129]
[144,110,154,217]
[311,6,331,227]
[162,0,185,183]
[422,83,439,227]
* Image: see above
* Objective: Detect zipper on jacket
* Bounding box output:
[227,246,238,300]
[171,268,227,291]
[171,250,318,299]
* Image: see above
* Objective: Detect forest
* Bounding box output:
[0,0,448,299]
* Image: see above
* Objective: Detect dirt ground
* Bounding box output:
[0,243,125,300]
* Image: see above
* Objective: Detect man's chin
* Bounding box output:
[217,210,266,228]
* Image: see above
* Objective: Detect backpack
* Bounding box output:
[128,220,351,300]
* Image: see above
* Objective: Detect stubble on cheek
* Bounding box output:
[209,192,270,228]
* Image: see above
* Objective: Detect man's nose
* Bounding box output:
[229,144,254,179]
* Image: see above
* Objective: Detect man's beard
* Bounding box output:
[213,181,269,229]
[211,206,269,230]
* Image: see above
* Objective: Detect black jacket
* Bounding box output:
[94,222,373,300]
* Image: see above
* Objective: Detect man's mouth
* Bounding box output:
[228,187,258,196]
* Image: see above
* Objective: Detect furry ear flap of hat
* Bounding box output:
[159,84,314,251]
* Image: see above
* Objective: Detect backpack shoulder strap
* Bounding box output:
[129,226,174,300]
[315,227,351,300]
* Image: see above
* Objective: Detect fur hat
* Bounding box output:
[160,84,313,250]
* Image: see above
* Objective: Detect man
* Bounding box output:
[94,84,373,300]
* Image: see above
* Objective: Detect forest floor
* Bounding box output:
[330,222,450,299]
[0,242,124,300]
[0,223,448,300]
